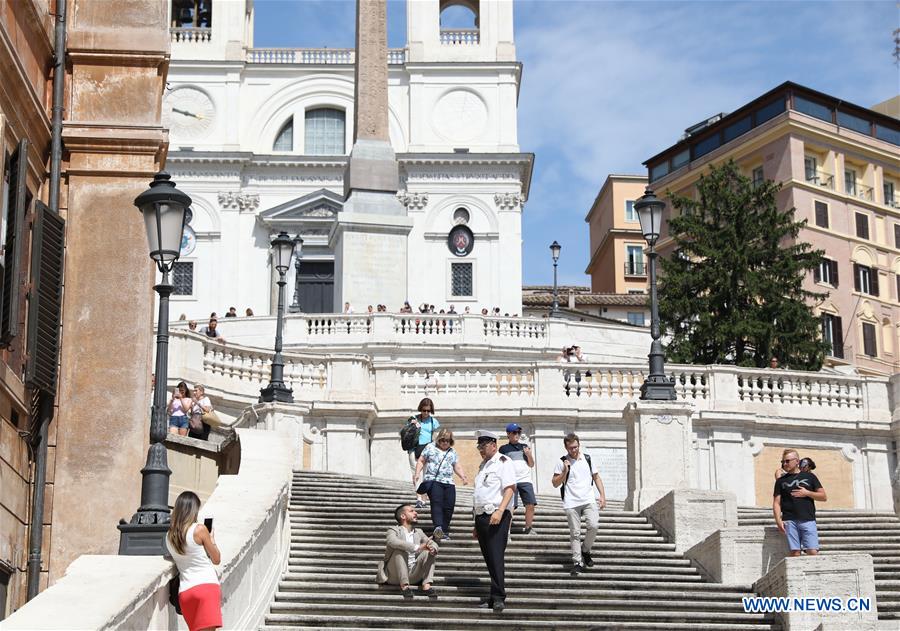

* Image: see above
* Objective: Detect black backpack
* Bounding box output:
[400,417,420,451]
[559,454,592,500]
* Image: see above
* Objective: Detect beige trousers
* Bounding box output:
[383,549,436,586]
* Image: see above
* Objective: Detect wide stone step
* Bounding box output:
[263,614,775,630]
[287,561,701,577]
[289,552,694,566]
[288,538,677,550]
[267,601,771,623]
[281,572,719,587]
[289,517,657,532]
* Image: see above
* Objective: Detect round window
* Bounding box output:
[453,207,470,225]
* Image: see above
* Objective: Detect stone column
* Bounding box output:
[48,1,169,581]
[625,400,694,511]
[332,0,412,312]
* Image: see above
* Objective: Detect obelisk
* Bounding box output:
[331,0,412,312]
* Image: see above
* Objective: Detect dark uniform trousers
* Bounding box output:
[474,510,512,603]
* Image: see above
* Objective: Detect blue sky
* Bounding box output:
[254,0,900,287]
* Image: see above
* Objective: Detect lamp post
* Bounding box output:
[260,231,301,403]
[550,240,561,317]
[635,188,676,401]
[118,172,191,555]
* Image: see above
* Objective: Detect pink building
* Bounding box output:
[644,82,899,376]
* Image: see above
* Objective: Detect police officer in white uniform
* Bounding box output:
[472,429,516,612]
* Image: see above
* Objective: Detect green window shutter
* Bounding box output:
[2,138,29,344]
[25,201,65,395]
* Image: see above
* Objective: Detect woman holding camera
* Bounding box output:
[167,491,222,631]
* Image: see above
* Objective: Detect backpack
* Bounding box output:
[559,453,592,500]
[400,416,420,451]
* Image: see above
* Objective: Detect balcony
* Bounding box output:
[170,27,211,43]
[624,261,647,276]
[804,169,834,189]
[440,29,480,45]
[846,181,874,202]
[245,48,406,65]
[885,191,900,209]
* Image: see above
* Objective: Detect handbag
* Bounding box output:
[201,409,222,428]
[416,448,452,495]
[188,414,204,432]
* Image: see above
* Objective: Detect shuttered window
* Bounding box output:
[821,313,843,359]
[862,322,877,357]
[25,201,65,395]
[855,212,869,239]
[814,201,828,228]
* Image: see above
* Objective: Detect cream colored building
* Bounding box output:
[584,175,650,296]
[644,82,900,376]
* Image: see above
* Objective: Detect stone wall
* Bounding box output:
[3,429,291,630]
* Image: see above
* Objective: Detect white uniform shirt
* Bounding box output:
[473,451,517,514]
[553,453,598,510]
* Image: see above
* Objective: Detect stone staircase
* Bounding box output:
[738,506,900,622]
[260,471,779,630]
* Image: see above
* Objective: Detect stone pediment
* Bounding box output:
[257,189,343,227]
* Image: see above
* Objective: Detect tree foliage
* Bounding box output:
[658,160,828,370]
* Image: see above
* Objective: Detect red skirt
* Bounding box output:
[179,583,222,631]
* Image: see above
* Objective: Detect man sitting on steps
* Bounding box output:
[376,504,439,599]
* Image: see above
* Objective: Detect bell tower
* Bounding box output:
[169,0,253,61]
[407,0,516,63]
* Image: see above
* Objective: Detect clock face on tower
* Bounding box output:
[163,86,216,140]
[432,89,488,142]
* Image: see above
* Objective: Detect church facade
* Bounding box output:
[165,0,531,319]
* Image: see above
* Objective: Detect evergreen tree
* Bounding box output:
[658,160,828,370]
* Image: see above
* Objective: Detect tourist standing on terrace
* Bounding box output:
[167,491,222,631]
[406,398,440,508]
[472,430,516,613]
[552,433,606,575]
[168,381,192,436]
[774,448,826,557]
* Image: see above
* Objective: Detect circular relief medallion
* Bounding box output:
[447,225,474,257]
[432,89,488,142]
[180,225,197,257]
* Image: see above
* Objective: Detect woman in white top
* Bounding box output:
[166,491,222,631]
[168,382,192,436]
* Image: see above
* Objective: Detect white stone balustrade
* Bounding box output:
[170,27,212,43]
[440,29,480,45]
[245,48,405,64]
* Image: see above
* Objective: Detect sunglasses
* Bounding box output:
[781,458,796,464]
[420,409,433,413]
[437,438,450,443]
[476,440,495,447]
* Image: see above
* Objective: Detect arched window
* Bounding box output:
[273,118,293,152]
[304,108,345,155]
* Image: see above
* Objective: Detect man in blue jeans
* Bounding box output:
[773,448,827,556]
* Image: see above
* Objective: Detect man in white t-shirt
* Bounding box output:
[551,432,606,575]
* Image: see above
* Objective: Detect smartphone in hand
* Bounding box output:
[204,517,213,533]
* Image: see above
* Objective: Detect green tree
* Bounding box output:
[658,160,828,370]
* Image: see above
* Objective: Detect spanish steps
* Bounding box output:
[738,506,900,624]
[261,471,780,630]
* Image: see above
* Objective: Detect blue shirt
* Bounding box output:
[417,416,440,445]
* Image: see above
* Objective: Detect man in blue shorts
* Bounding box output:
[773,448,827,556]
[499,423,536,534]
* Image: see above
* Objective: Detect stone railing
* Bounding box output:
[166,329,891,425]
[172,313,650,362]
[246,48,406,64]
[170,27,212,43]
[2,429,292,630]
[440,28,480,45]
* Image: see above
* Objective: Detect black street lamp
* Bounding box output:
[550,240,561,317]
[260,231,301,403]
[635,188,676,401]
[118,172,191,555]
